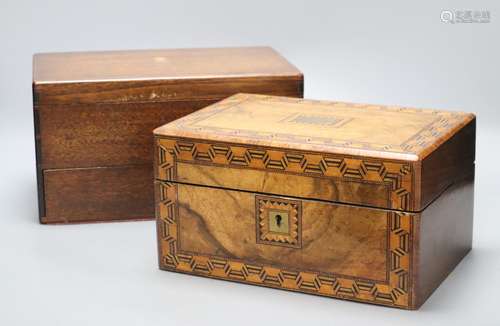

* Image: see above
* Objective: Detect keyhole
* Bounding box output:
[275,214,282,227]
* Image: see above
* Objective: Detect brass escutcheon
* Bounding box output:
[268,210,289,234]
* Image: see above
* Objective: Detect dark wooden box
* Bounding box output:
[33,47,303,224]
[153,94,475,309]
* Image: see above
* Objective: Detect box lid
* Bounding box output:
[33,47,302,105]
[154,94,475,211]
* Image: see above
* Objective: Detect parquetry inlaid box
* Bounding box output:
[153,94,475,309]
[33,47,303,224]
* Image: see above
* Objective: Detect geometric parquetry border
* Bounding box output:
[156,137,413,211]
[155,180,414,309]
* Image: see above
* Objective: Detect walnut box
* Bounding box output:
[33,47,303,224]
[153,94,475,309]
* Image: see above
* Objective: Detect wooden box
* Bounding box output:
[153,94,475,309]
[33,47,303,224]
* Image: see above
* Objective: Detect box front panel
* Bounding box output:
[155,181,416,308]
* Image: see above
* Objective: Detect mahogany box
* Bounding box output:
[32,47,303,224]
[153,94,475,309]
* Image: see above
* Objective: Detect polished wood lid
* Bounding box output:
[33,47,301,84]
[154,93,474,161]
[33,48,302,105]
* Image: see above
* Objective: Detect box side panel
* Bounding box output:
[33,84,45,220]
[41,165,154,224]
[156,181,416,308]
[419,118,475,210]
[414,170,474,308]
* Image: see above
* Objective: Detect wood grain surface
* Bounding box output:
[43,165,154,224]
[418,118,476,209]
[34,47,303,223]
[412,170,474,308]
[37,100,216,169]
[34,77,302,105]
[176,184,388,281]
[154,93,474,162]
[33,47,302,83]
[155,137,413,211]
[174,162,391,208]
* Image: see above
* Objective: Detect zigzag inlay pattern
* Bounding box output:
[156,138,413,210]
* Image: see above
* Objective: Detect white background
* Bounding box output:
[1,1,499,325]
